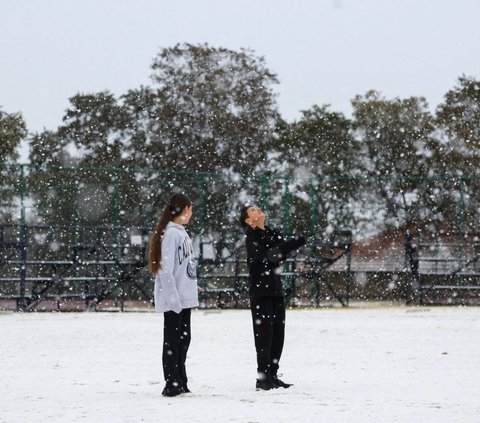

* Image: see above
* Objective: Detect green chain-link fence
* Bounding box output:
[2,163,480,308]
[2,164,478,241]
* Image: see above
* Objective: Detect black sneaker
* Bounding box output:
[162,385,184,397]
[255,378,275,391]
[272,376,293,389]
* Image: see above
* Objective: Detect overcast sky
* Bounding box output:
[1,0,480,138]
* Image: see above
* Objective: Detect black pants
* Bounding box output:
[163,308,191,389]
[250,296,286,380]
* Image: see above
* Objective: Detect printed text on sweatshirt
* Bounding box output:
[154,222,199,314]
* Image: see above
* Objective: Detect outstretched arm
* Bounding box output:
[246,232,306,266]
[266,236,306,263]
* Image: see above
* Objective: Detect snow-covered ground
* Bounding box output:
[1,307,479,423]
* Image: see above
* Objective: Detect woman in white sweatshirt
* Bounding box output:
[147,193,199,397]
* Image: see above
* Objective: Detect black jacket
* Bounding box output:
[245,226,306,300]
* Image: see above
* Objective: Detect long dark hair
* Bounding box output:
[147,193,192,274]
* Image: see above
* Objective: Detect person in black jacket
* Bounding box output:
[240,205,306,391]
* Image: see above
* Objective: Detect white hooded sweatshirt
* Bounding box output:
[154,221,199,313]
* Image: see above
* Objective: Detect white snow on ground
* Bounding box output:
[1,307,479,423]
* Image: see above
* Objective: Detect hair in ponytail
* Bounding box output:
[147,193,192,274]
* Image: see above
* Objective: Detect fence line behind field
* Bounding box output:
[2,164,480,308]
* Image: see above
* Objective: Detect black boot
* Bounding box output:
[256,379,275,390]
[272,375,293,389]
[255,372,275,391]
[162,384,184,397]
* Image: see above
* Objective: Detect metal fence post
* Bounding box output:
[309,177,318,236]
[19,164,27,311]
[260,175,267,211]
[283,176,291,237]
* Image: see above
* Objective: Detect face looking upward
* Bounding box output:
[245,206,265,228]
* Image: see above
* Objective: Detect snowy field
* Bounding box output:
[1,307,479,423]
